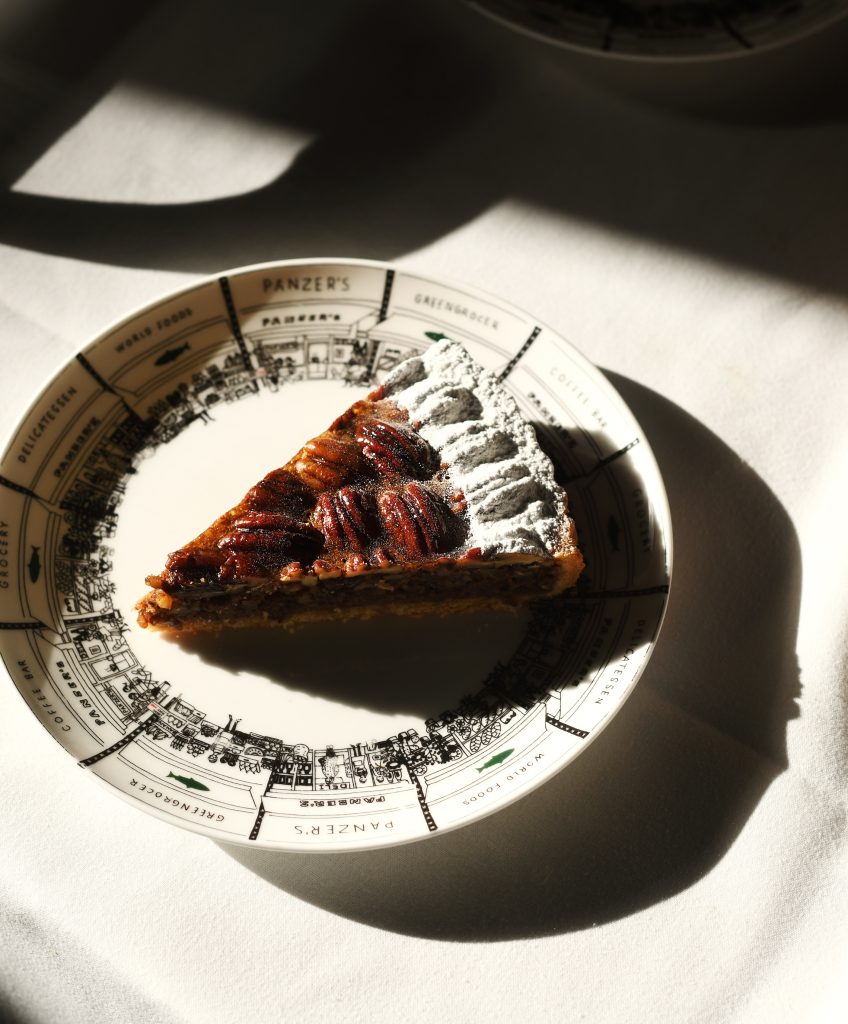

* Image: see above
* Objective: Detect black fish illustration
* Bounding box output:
[28,546,41,583]
[154,342,190,366]
[607,515,621,552]
[476,748,515,773]
[167,771,209,792]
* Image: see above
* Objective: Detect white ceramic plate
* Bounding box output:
[0,258,671,851]
[468,0,848,61]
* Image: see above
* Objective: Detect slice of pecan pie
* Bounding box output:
[136,340,583,632]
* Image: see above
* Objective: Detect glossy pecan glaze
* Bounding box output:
[157,400,469,590]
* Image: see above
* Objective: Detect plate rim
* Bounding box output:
[466,0,848,65]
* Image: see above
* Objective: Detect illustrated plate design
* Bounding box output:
[0,259,671,851]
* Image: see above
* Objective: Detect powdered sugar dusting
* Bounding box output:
[382,340,569,556]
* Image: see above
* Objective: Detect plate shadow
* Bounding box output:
[174,610,530,722]
[219,376,801,939]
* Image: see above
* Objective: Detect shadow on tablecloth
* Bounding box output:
[2,0,848,298]
[219,375,801,939]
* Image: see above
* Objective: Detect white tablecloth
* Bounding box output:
[1,2,846,1021]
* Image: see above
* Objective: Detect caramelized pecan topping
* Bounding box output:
[377,483,453,558]
[355,420,434,479]
[313,486,377,552]
[293,436,362,490]
[156,403,471,591]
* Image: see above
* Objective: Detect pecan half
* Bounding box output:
[245,468,310,513]
[232,511,311,533]
[405,483,452,550]
[218,524,320,553]
[371,547,394,569]
[292,436,362,490]
[160,547,223,590]
[165,548,222,572]
[313,486,377,552]
[377,483,452,558]
[355,420,434,479]
[218,552,268,582]
[216,516,322,577]
[343,553,369,574]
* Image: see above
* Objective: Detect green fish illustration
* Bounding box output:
[425,331,449,342]
[154,342,190,366]
[167,772,209,792]
[476,748,515,773]
[28,546,41,584]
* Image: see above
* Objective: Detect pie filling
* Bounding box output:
[137,557,574,632]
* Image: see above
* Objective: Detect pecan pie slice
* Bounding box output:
[136,341,583,632]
